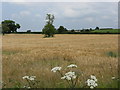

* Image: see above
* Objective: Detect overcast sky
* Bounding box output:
[2,1,118,32]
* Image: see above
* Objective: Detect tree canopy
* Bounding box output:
[57,26,68,34]
[1,20,20,35]
[95,27,99,30]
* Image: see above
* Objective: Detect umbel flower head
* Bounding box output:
[86,75,98,89]
[23,86,31,89]
[90,75,97,82]
[22,76,29,79]
[61,71,77,80]
[51,67,62,72]
[111,76,116,80]
[29,76,36,81]
[22,76,36,81]
[67,64,77,68]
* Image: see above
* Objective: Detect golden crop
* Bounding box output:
[2,34,118,88]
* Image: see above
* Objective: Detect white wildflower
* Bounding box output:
[86,79,91,86]
[66,76,72,80]
[94,83,98,87]
[67,64,77,68]
[23,86,27,88]
[65,71,75,76]
[73,75,77,79]
[28,87,31,89]
[29,76,36,81]
[90,75,97,82]
[51,67,62,72]
[61,71,77,81]
[22,76,29,79]
[61,76,66,80]
[86,75,98,89]
[112,77,115,80]
[22,76,36,81]
[23,86,31,89]
[90,86,94,89]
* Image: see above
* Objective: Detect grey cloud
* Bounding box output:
[2,2,118,31]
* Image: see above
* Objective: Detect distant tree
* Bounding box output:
[80,30,84,32]
[84,29,89,32]
[80,29,85,32]
[57,26,68,34]
[27,30,31,33]
[1,20,20,35]
[95,27,99,30]
[57,26,64,33]
[71,29,75,32]
[42,14,56,37]
[90,28,92,31]
[42,24,56,37]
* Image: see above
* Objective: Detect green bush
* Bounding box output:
[106,51,118,58]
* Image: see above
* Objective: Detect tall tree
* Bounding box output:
[46,14,55,25]
[1,20,20,35]
[42,14,56,37]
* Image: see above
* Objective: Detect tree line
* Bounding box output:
[1,14,114,36]
[1,14,56,37]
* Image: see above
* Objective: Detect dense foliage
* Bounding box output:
[42,24,56,37]
[57,26,68,34]
[1,20,20,35]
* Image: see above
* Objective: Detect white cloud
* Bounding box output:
[63,7,79,18]
[35,14,41,18]
[102,16,110,19]
[60,2,117,19]
[55,3,99,18]
[11,11,30,19]
[11,13,17,18]
[19,11,30,16]
[84,17,94,22]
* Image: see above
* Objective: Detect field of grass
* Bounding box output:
[2,34,118,88]
[91,29,119,33]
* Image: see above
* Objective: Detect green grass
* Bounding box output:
[2,51,19,55]
[97,80,118,88]
[91,29,119,33]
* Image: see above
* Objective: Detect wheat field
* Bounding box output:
[2,34,118,88]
